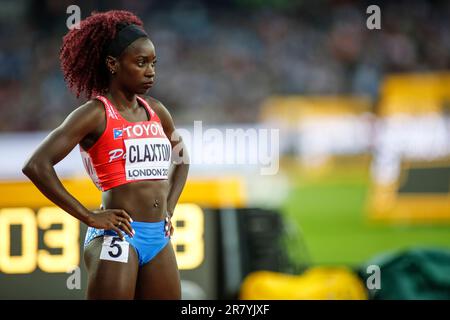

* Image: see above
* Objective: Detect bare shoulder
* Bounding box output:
[72,99,105,120]
[142,96,172,119]
[57,98,106,140]
[141,95,175,130]
[63,99,104,128]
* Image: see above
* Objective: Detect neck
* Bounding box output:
[107,83,138,110]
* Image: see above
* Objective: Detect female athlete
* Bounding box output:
[22,10,189,299]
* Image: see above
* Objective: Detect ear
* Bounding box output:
[105,55,118,75]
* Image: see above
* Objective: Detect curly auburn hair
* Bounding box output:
[60,10,144,99]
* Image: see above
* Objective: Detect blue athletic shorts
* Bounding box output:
[84,219,170,266]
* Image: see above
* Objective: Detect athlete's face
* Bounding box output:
[111,37,157,94]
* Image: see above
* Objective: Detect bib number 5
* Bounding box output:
[100,236,130,263]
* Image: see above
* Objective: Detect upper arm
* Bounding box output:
[24,100,105,168]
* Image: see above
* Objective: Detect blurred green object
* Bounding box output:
[359,248,450,300]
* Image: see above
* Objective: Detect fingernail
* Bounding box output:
[132,229,136,234]
[130,218,133,222]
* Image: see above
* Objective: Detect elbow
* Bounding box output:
[22,159,40,178]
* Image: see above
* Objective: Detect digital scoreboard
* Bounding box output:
[0,178,288,299]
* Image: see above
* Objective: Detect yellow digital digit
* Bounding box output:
[0,208,37,274]
[37,207,79,273]
[171,203,204,270]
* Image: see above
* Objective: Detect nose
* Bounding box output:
[145,65,155,78]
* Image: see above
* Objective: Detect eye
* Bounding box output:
[137,61,145,67]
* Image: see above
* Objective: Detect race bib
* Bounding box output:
[124,137,171,180]
[99,236,130,263]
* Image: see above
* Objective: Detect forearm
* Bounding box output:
[22,161,93,225]
[166,163,189,217]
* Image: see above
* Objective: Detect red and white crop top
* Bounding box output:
[79,95,172,191]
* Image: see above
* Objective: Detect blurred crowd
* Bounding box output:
[0,0,449,131]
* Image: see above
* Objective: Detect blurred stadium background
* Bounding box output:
[0,0,449,299]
